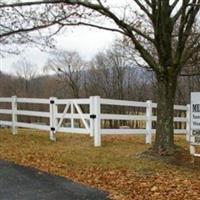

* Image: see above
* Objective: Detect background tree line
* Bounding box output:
[1,40,199,104]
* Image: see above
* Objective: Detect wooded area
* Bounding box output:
[1,42,199,104]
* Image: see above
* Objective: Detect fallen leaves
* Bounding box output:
[0,129,200,200]
[150,186,158,192]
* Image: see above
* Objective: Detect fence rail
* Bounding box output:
[0,96,190,147]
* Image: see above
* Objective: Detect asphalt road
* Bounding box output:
[0,160,109,200]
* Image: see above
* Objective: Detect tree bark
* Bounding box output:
[153,73,177,155]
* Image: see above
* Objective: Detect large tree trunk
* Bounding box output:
[153,74,178,155]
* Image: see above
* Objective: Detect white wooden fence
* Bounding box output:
[0,96,190,147]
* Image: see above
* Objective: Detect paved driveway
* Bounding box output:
[0,160,109,200]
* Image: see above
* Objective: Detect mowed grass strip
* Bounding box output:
[0,129,200,200]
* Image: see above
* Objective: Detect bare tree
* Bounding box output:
[12,59,37,96]
[44,50,84,98]
[13,59,37,80]
[0,0,200,155]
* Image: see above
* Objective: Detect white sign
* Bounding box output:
[190,92,200,145]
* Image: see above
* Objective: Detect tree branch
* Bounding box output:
[180,72,200,76]
[0,1,66,8]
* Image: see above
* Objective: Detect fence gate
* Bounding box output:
[49,98,92,141]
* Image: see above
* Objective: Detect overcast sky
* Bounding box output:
[0,26,118,74]
[0,0,132,75]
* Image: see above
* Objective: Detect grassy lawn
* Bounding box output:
[0,129,200,200]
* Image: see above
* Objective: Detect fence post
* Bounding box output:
[93,96,101,147]
[146,100,152,144]
[186,104,190,142]
[11,96,18,135]
[49,97,57,141]
[71,102,74,129]
[190,145,195,155]
[89,96,94,137]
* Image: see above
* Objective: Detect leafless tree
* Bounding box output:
[44,50,84,98]
[12,59,37,96]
